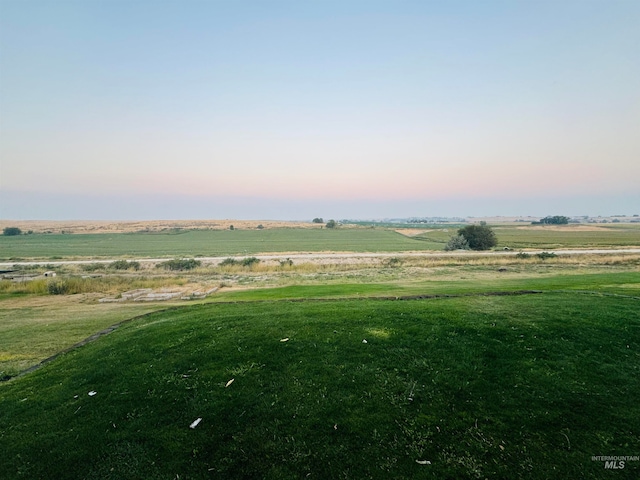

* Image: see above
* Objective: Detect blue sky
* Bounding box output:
[1,0,638,220]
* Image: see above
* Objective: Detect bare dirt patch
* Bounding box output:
[394,229,434,237]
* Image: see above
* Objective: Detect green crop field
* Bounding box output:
[0,228,443,260]
[2,224,639,261]
[1,291,639,479]
[413,223,640,249]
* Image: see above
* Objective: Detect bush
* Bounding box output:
[241,257,260,267]
[219,257,260,268]
[444,235,470,251]
[383,257,403,267]
[325,219,337,229]
[219,258,239,267]
[159,258,201,271]
[109,260,141,271]
[3,227,22,236]
[457,225,497,250]
[536,251,557,260]
[516,252,531,259]
[47,279,69,295]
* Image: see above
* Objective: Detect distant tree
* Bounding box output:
[229,225,234,230]
[312,218,324,224]
[257,224,264,229]
[325,219,337,229]
[444,234,470,251]
[536,216,569,225]
[458,224,497,250]
[3,227,22,236]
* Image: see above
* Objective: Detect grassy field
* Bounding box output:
[0,228,443,260]
[1,292,639,479]
[1,223,639,261]
[414,223,640,249]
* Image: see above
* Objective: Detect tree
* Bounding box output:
[444,234,470,251]
[312,218,324,224]
[535,216,569,225]
[3,227,22,236]
[325,219,337,229]
[457,224,497,250]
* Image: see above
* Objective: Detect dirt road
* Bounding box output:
[2,248,640,268]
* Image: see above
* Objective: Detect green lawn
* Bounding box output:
[1,292,639,479]
[0,229,442,260]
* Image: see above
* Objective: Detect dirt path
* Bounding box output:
[2,248,640,268]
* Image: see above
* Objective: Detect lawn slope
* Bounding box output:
[1,293,639,479]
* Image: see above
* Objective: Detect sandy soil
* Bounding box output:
[0,219,319,234]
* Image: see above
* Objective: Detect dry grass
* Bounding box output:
[0,219,319,234]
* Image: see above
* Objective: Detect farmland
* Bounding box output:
[1,220,639,479]
[1,222,639,261]
[0,228,442,260]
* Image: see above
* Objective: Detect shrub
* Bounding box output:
[516,252,531,259]
[383,257,403,267]
[109,260,141,271]
[241,257,260,267]
[536,251,557,260]
[159,258,201,271]
[325,219,337,229]
[219,257,261,268]
[219,258,239,266]
[3,227,22,236]
[457,225,497,250]
[47,279,69,295]
[444,235,470,251]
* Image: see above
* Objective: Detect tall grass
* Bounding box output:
[0,276,186,295]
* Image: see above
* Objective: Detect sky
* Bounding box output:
[1,0,638,220]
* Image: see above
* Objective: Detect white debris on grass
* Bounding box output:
[189,418,202,429]
[225,378,235,387]
[362,339,368,344]
[280,338,289,342]
[88,391,97,396]
[416,460,431,465]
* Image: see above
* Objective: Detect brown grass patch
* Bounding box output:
[0,219,319,234]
